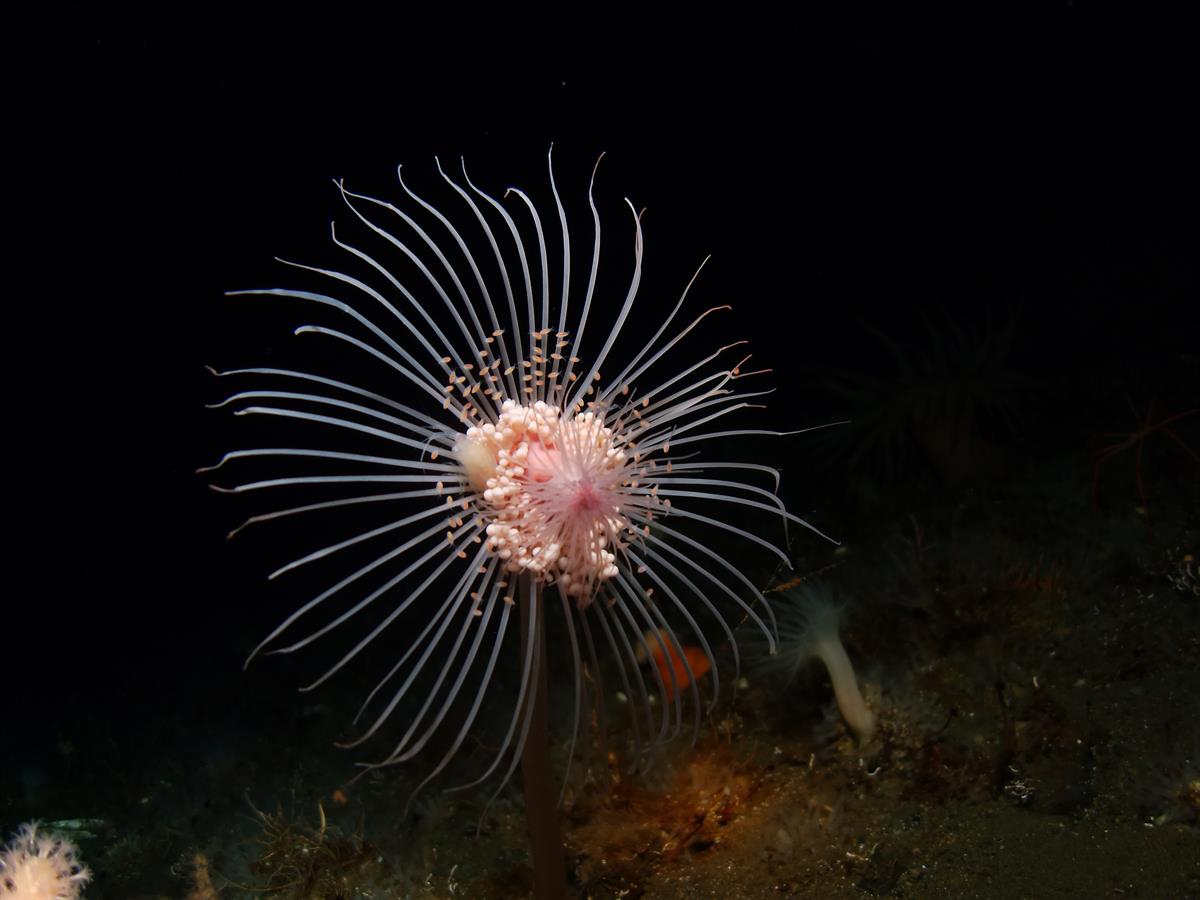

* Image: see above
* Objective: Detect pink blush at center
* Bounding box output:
[567,480,603,517]
[523,438,559,483]
[522,438,607,519]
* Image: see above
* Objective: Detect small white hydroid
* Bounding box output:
[761,583,874,740]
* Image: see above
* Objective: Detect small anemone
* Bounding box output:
[0,822,91,900]
[755,582,875,740]
[1142,728,1200,827]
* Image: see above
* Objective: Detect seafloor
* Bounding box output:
[6,382,1200,899]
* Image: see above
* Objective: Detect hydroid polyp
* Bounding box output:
[202,150,834,817]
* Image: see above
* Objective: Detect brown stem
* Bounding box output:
[520,583,568,899]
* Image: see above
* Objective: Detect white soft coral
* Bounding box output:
[0,823,90,900]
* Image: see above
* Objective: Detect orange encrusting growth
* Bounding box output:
[644,630,712,700]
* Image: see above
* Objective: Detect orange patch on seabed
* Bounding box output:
[644,631,712,699]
